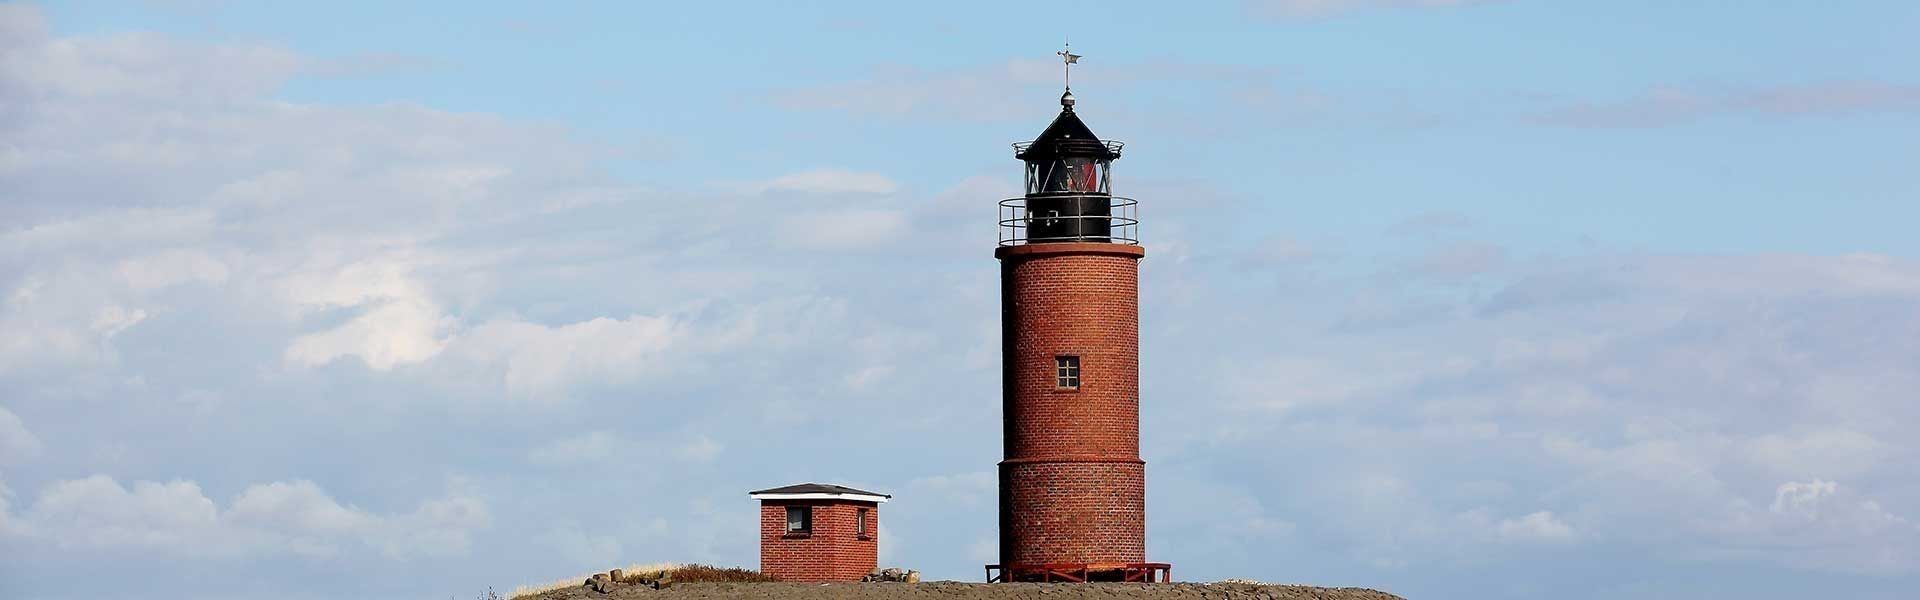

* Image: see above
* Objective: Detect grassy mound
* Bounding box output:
[510,563,774,598]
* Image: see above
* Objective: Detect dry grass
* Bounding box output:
[646,564,777,584]
[508,563,773,599]
[509,562,676,599]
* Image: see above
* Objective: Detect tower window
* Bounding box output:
[786,506,811,534]
[1056,355,1081,389]
[857,507,870,537]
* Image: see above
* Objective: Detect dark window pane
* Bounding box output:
[786,506,810,532]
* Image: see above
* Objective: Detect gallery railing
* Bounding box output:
[997,194,1139,246]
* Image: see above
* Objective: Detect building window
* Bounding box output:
[785,506,811,534]
[857,507,869,537]
[1056,355,1080,389]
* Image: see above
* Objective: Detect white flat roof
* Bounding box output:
[749,492,890,504]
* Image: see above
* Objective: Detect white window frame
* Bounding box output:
[1056,355,1080,389]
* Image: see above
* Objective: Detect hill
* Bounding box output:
[523,581,1405,600]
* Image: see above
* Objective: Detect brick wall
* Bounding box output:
[1000,461,1145,564]
[759,500,880,581]
[995,243,1147,566]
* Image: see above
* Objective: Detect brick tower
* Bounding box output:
[990,83,1167,583]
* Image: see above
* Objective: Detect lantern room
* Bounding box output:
[1001,90,1137,246]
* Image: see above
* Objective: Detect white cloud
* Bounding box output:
[7,475,488,559]
[0,406,45,463]
[1741,429,1884,481]
[1770,480,1839,519]
[777,209,910,250]
[114,249,230,291]
[439,314,682,399]
[1496,511,1576,544]
[1708,480,1920,574]
[1174,250,1920,575]
[0,274,149,375]
[0,1,617,384]
[2,27,301,109]
[22,476,221,550]
[0,477,22,537]
[284,299,448,370]
[278,247,451,370]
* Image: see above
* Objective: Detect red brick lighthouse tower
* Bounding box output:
[989,50,1168,583]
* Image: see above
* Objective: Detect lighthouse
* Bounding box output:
[989,48,1168,583]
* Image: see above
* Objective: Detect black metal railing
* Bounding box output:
[998,195,1139,246]
[1011,140,1126,158]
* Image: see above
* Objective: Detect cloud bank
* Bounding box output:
[2,3,1917,599]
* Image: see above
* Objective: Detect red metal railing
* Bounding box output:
[985,563,1172,583]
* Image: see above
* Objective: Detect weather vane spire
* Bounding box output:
[1057,41,1081,91]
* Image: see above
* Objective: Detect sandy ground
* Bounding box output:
[530,581,1406,600]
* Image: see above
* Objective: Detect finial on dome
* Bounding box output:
[1056,41,1082,111]
[1057,42,1081,85]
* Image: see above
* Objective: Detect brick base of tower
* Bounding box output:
[995,242,1151,570]
[1000,460,1146,563]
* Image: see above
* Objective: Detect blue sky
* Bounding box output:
[2,1,1918,599]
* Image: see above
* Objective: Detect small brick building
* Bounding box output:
[750,483,889,581]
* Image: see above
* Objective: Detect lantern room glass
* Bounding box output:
[1025,158,1111,195]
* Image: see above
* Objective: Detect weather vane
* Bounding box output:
[1057,41,1081,90]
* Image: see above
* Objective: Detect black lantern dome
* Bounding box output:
[1014,92,1121,162]
[1008,92,1129,244]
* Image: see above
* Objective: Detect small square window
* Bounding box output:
[786,506,811,534]
[857,507,869,537]
[1056,355,1080,389]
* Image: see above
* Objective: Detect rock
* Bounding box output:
[610,569,624,582]
[588,575,620,594]
[582,573,616,593]
[859,567,920,583]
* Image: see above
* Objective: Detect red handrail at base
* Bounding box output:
[985,563,1172,583]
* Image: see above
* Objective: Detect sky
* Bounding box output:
[2,0,1918,598]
